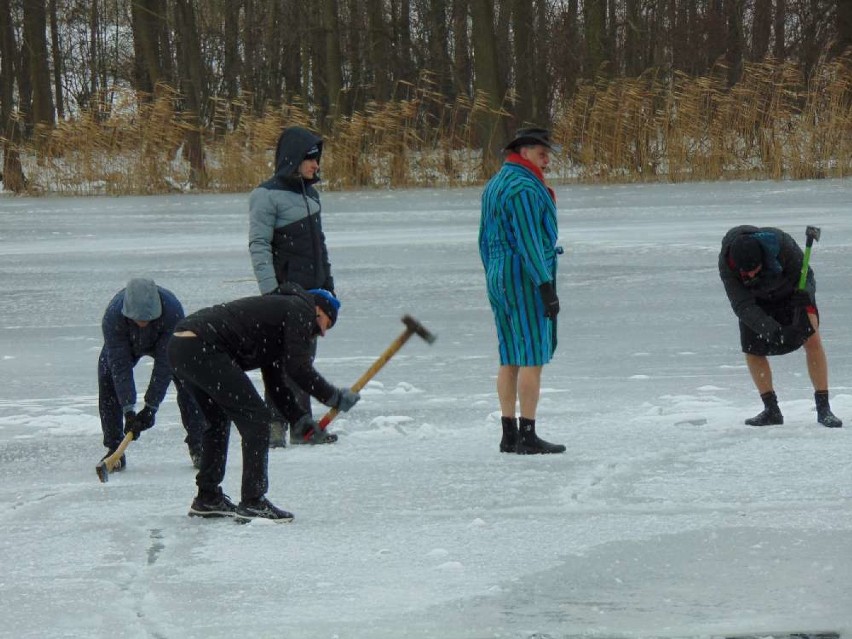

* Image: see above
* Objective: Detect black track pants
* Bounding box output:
[167,336,271,501]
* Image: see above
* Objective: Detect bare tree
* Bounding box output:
[48,0,63,117]
[1,0,26,191]
[836,0,852,55]
[23,0,56,131]
[174,0,207,186]
[470,0,508,168]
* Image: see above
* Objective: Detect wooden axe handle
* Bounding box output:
[95,431,134,482]
[317,327,415,430]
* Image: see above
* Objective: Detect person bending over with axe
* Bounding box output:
[167,284,360,522]
[98,278,205,472]
[719,225,842,428]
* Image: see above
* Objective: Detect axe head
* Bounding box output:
[402,314,437,344]
[96,461,109,483]
[806,225,821,242]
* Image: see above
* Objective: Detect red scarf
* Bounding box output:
[506,152,556,203]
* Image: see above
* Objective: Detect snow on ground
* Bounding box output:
[1,179,851,638]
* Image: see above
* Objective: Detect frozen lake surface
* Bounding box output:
[1,179,851,638]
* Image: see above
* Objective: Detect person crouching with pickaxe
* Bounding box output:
[719,225,842,428]
[167,284,360,522]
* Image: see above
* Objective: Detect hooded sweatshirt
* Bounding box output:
[248,127,334,295]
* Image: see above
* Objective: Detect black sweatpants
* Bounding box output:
[167,336,271,501]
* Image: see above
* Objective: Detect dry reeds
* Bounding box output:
[3,58,850,195]
[554,55,851,183]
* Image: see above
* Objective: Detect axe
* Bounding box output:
[95,431,134,482]
[797,225,821,290]
[790,225,820,335]
[314,314,436,435]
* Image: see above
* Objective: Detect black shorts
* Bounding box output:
[740,301,818,356]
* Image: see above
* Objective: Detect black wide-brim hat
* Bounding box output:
[504,127,561,152]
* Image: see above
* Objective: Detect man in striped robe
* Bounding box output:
[479,128,566,455]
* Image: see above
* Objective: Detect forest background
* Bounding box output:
[0,0,850,196]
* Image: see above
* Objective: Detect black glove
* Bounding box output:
[125,406,156,439]
[539,282,560,318]
[123,410,139,439]
[790,290,812,308]
[331,388,360,412]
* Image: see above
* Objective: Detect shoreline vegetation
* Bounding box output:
[3,58,850,196]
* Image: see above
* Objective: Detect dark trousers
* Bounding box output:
[167,336,271,502]
[265,337,317,426]
[97,347,204,452]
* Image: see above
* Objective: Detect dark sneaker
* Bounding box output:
[235,496,294,523]
[818,409,843,428]
[291,416,338,445]
[188,492,237,518]
[745,407,784,426]
[269,420,287,449]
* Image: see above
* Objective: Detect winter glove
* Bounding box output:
[790,290,812,308]
[123,410,139,439]
[539,282,560,319]
[331,388,360,412]
[125,406,156,440]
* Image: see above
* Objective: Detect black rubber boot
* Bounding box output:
[815,391,843,428]
[745,391,783,426]
[515,417,566,455]
[499,416,518,453]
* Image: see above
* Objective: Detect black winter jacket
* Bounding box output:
[174,284,337,407]
[718,225,815,337]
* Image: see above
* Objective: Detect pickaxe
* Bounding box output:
[313,314,437,436]
[95,431,134,482]
[797,225,821,290]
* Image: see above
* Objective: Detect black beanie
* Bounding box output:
[730,235,763,272]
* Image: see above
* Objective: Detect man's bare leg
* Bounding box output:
[517,365,542,420]
[744,353,782,425]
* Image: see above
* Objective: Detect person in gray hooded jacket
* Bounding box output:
[248,126,337,447]
[98,278,206,470]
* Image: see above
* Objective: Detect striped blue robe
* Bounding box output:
[479,160,559,366]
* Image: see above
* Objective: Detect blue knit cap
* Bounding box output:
[308,289,340,326]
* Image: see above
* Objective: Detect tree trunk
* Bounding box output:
[452,0,472,97]
[366,0,390,101]
[725,0,744,86]
[0,0,26,191]
[836,0,852,56]
[131,0,167,97]
[751,0,772,60]
[469,0,507,172]
[625,0,642,75]
[48,0,63,118]
[23,0,55,130]
[773,0,786,59]
[706,0,726,70]
[173,0,207,187]
[583,0,608,77]
[511,0,535,125]
[321,0,343,122]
